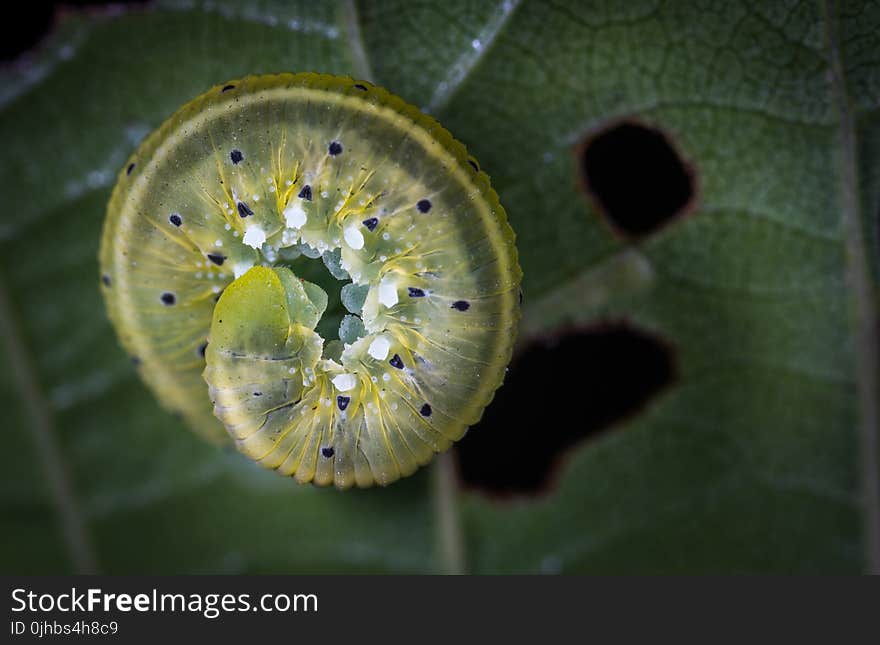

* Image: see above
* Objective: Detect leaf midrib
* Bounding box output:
[0,276,98,573]
[823,0,880,574]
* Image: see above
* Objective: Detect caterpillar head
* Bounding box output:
[99,73,521,488]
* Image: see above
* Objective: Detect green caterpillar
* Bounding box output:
[99,73,521,488]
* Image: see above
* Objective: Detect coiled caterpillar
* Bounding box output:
[99,73,521,488]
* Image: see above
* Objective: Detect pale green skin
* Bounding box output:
[100,73,521,488]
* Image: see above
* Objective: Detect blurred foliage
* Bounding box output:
[1,0,878,573]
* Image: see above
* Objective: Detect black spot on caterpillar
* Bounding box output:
[236,201,253,218]
[99,73,521,488]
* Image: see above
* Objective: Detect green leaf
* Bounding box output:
[1,0,878,573]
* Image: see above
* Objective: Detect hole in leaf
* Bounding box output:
[456,322,676,497]
[579,122,695,238]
